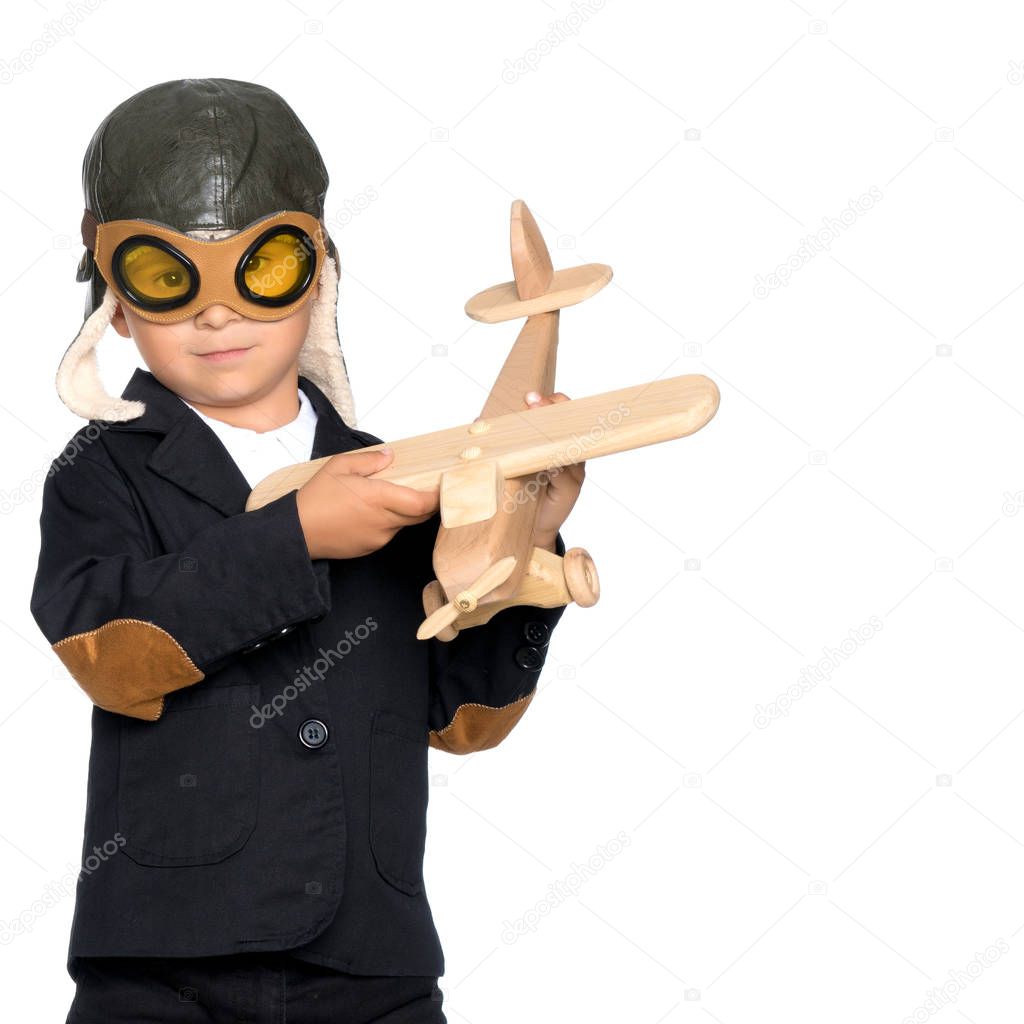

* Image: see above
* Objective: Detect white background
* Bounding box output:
[2,1,1023,1022]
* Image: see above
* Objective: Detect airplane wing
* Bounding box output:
[245,374,720,514]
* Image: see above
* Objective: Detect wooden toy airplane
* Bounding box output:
[246,200,720,640]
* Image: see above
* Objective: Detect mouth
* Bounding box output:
[195,346,253,363]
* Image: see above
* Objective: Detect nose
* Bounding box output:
[194,303,243,328]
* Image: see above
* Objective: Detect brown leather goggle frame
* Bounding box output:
[81,208,328,324]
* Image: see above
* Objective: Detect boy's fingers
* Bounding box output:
[364,478,440,519]
[322,447,394,479]
[524,390,571,407]
[383,509,437,528]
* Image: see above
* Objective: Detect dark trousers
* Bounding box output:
[65,951,447,1024]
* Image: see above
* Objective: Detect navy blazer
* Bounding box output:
[29,367,566,979]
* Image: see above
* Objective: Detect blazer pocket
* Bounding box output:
[117,682,260,867]
[369,709,429,896]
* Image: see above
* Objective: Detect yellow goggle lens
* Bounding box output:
[241,231,312,299]
[118,244,193,302]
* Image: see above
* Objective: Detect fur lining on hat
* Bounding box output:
[55,284,145,422]
[55,252,357,427]
[300,254,357,428]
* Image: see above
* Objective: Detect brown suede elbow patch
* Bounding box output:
[52,618,204,721]
[428,691,536,754]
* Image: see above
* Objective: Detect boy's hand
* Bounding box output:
[296,448,439,559]
[522,390,585,553]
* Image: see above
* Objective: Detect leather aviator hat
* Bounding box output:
[58,77,357,427]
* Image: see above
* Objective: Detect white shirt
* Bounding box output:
[178,388,318,489]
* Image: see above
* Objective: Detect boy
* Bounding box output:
[30,78,583,1023]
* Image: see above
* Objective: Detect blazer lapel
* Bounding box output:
[106,367,365,518]
[147,412,253,517]
[301,374,366,461]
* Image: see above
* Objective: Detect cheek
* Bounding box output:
[127,317,192,360]
[273,307,314,353]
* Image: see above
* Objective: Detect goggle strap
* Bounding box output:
[81,208,98,252]
[75,248,95,283]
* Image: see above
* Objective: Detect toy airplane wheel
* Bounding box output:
[421,579,460,641]
[563,547,600,607]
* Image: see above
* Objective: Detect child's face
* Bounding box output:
[109,276,319,409]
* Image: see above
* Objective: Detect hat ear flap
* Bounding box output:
[299,253,358,428]
[56,286,147,422]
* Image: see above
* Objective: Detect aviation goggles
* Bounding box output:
[81,209,327,323]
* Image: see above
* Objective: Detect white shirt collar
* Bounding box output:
[178,387,318,489]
